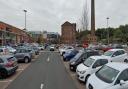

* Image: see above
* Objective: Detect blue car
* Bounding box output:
[63,50,78,61]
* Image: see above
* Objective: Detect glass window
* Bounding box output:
[96,65,120,83]
[100,59,108,65]
[93,60,101,68]
[112,51,121,57]
[104,51,114,56]
[83,58,95,67]
[119,50,125,55]
[115,69,128,85]
[0,58,3,63]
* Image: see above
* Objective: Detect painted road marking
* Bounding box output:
[40,83,44,89]
[47,57,50,62]
[17,68,24,71]
[0,80,12,82]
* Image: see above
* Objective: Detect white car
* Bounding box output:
[103,49,128,62]
[59,46,74,56]
[76,56,108,83]
[86,62,128,89]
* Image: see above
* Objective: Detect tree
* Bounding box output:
[80,0,89,31]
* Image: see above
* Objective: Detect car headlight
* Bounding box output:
[80,70,86,74]
[71,62,75,65]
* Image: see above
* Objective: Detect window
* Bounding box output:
[115,69,128,85]
[100,59,108,65]
[119,50,125,55]
[93,60,101,68]
[0,58,3,63]
[112,51,121,57]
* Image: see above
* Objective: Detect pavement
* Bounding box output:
[5,51,78,89]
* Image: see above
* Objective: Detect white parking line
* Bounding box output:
[47,57,50,62]
[0,80,12,82]
[17,69,24,71]
[40,83,44,89]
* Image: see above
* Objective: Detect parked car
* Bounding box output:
[14,48,32,63]
[63,49,78,61]
[31,46,40,55]
[59,46,74,56]
[6,46,16,54]
[0,47,9,55]
[38,45,44,50]
[102,49,128,62]
[86,62,128,89]
[0,55,18,78]
[76,56,108,83]
[50,45,55,51]
[69,49,100,71]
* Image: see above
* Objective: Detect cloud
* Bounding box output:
[0,0,128,33]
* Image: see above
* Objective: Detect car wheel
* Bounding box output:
[85,75,90,84]
[24,57,29,63]
[0,69,8,79]
[124,59,128,63]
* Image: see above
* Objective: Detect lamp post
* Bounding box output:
[23,10,27,31]
[106,17,109,44]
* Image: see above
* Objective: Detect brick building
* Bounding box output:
[61,21,76,44]
[0,21,31,46]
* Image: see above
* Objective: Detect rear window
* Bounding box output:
[7,57,16,62]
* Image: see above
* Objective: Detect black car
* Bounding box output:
[69,49,100,71]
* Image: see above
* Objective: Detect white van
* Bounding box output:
[76,56,108,83]
[86,62,128,89]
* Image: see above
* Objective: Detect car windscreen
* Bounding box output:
[83,57,95,67]
[73,52,83,61]
[95,65,119,83]
[104,51,114,56]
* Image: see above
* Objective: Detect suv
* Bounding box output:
[14,48,32,63]
[76,56,108,83]
[0,55,18,78]
[69,49,99,71]
[86,62,128,89]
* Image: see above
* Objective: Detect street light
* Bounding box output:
[23,10,27,31]
[106,17,109,44]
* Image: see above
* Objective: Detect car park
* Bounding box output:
[86,62,128,89]
[102,49,128,62]
[14,48,32,63]
[63,49,78,61]
[76,56,108,83]
[69,49,100,71]
[0,55,18,78]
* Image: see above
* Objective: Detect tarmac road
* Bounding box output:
[6,51,78,89]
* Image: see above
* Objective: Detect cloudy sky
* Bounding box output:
[0,0,128,33]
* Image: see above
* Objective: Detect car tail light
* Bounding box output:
[4,62,13,68]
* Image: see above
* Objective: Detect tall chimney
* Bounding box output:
[91,0,95,36]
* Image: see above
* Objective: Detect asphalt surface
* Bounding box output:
[6,51,78,89]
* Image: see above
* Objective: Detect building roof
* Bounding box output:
[61,21,71,26]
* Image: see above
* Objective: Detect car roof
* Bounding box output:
[90,56,108,61]
[106,62,128,71]
[108,49,125,51]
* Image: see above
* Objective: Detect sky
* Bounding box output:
[0,0,128,34]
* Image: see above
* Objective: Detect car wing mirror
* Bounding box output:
[120,80,125,86]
